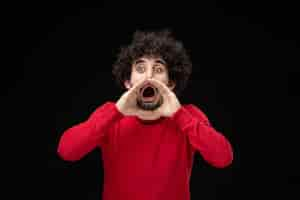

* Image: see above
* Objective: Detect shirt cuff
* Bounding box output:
[109,101,125,120]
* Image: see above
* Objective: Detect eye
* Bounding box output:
[136,65,145,72]
[155,67,164,73]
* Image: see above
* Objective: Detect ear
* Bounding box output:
[168,80,176,90]
[124,80,132,90]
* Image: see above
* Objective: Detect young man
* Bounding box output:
[57,29,233,200]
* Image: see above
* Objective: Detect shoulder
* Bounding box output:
[182,103,204,113]
[182,104,209,122]
[95,101,116,111]
[89,101,118,117]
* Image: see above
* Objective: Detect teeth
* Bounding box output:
[142,95,156,102]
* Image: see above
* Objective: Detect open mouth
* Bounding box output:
[137,84,163,111]
[140,85,157,102]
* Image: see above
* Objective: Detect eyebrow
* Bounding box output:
[134,59,145,65]
[133,58,167,65]
[154,59,166,65]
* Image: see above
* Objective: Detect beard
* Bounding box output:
[136,94,163,111]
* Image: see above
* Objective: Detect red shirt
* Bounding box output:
[57,102,233,200]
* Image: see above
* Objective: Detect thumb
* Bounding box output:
[128,79,149,97]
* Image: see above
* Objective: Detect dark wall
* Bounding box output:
[3,2,298,199]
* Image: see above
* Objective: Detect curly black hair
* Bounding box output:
[112,29,192,97]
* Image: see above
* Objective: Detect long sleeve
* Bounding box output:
[57,102,124,161]
[172,104,233,168]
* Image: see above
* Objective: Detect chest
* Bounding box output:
[105,119,190,166]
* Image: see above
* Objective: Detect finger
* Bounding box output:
[129,79,149,97]
[148,79,171,97]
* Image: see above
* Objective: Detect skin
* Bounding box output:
[124,56,175,90]
[118,56,181,120]
[124,56,175,111]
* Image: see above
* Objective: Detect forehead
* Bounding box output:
[133,56,166,65]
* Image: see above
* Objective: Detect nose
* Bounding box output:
[145,68,154,79]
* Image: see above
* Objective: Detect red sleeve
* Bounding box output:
[172,104,233,168]
[57,102,124,161]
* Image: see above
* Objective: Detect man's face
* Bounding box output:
[124,56,175,110]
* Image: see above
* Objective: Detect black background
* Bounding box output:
[2,1,299,199]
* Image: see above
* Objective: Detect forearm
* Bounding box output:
[172,106,233,168]
[57,102,123,161]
